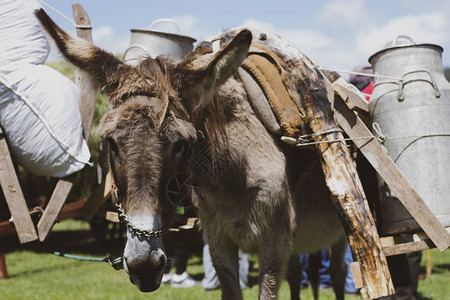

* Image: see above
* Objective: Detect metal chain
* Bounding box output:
[115,203,167,238]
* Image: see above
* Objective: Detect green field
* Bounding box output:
[1,220,449,299]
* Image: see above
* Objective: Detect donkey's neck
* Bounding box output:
[190,75,283,195]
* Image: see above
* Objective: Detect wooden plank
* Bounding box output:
[58,200,86,221]
[350,262,364,289]
[72,4,97,141]
[37,176,75,241]
[332,89,450,252]
[0,253,8,280]
[381,227,450,256]
[0,220,16,236]
[0,128,38,244]
[82,183,106,220]
[414,227,450,242]
[383,239,435,256]
[105,211,119,223]
[332,77,369,112]
[82,171,110,220]
[332,77,371,127]
[425,249,432,279]
[380,236,396,248]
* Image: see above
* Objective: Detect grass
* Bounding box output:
[1,220,449,299]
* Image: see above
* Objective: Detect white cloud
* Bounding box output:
[357,12,449,61]
[242,19,331,58]
[394,0,450,13]
[169,15,218,42]
[92,25,129,55]
[315,0,371,28]
[170,15,198,33]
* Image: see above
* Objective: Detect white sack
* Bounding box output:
[0,62,91,177]
[0,0,50,65]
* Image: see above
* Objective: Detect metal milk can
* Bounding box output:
[368,36,450,235]
[123,18,196,65]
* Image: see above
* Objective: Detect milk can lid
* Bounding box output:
[368,35,443,64]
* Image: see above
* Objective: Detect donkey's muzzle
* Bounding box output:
[124,251,166,292]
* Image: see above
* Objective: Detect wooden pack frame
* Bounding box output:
[328,76,450,297]
[0,4,97,244]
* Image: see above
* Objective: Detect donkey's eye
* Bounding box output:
[172,140,187,158]
[109,138,123,164]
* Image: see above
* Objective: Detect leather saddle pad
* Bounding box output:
[238,44,304,137]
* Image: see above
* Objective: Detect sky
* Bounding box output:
[39,0,450,75]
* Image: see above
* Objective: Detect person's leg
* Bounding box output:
[299,254,309,288]
[171,248,197,287]
[174,248,189,275]
[319,248,331,288]
[162,258,173,284]
[238,250,249,288]
[202,242,220,290]
[344,245,359,294]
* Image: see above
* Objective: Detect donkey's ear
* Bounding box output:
[35,9,128,91]
[175,29,252,109]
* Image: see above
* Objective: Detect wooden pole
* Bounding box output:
[426,249,432,279]
[0,253,8,280]
[0,127,38,244]
[72,3,97,142]
[292,60,394,299]
[37,175,75,241]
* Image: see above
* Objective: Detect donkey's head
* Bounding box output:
[36,9,251,292]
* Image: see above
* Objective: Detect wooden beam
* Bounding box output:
[82,171,111,220]
[332,77,371,127]
[58,200,86,221]
[72,3,107,222]
[332,86,450,252]
[72,3,97,142]
[0,128,38,244]
[350,262,364,289]
[381,227,450,256]
[294,62,394,299]
[383,239,435,256]
[37,176,75,241]
[0,219,16,236]
[332,77,369,112]
[105,211,119,223]
[0,253,8,280]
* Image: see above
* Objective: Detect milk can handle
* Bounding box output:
[392,35,416,46]
[149,18,181,33]
[398,69,441,101]
[123,44,152,62]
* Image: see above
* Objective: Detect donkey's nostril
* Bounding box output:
[157,253,166,269]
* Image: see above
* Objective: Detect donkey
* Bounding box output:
[36,9,357,300]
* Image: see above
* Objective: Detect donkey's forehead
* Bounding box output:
[98,96,165,138]
[108,57,178,106]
